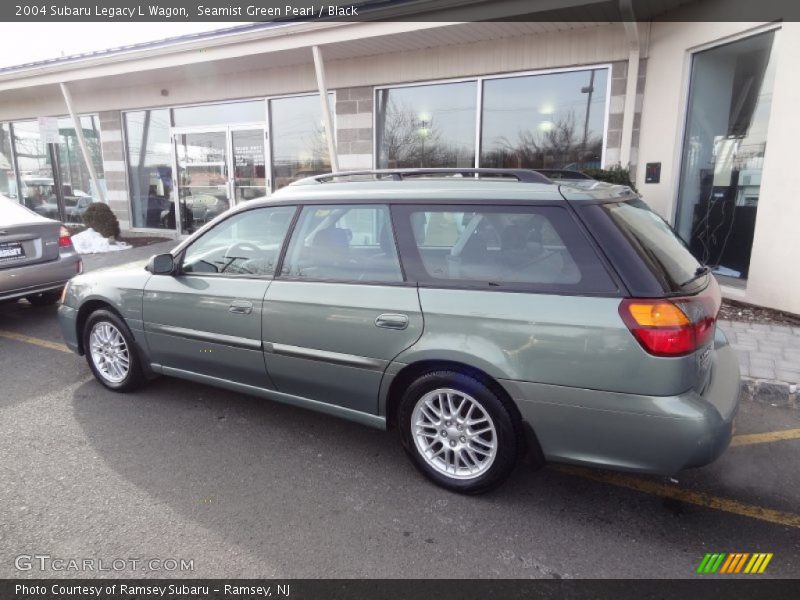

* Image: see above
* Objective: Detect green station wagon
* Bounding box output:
[58,169,740,493]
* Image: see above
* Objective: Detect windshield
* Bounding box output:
[602,199,705,293]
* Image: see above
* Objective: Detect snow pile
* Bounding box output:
[71,228,131,254]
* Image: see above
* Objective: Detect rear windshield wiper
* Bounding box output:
[679,265,710,288]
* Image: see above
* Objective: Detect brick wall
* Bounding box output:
[605,58,646,179]
[335,86,373,170]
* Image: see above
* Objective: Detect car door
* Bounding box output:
[262,203,423,414]
[142,205,297,388]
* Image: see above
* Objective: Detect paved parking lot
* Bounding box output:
[1,251,799,579]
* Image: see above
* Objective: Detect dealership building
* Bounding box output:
[0,0,797,314]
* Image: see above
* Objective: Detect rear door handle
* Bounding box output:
[229,300,253,314]
[375,313,409,330]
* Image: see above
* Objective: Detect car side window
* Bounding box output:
[181,206,296,277]
[397,205,617,293]
[281,204,403,283]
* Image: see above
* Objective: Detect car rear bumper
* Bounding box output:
[0,252,82,302]
[506,328,740,475]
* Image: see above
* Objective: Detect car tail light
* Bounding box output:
[619,285,721,357]
[59,225,73,248]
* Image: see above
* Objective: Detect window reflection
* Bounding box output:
[56,115,105,224]
[676,31,777,280]
[480,69,609,170]
[0,124,16,199]
[11,120,58,216]
[270,94,332,190]
[375,81,477,169]
[124,109,175,229]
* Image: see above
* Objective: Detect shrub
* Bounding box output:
[582,164,637,192]
[82,202,120,239]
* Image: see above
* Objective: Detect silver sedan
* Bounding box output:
[0,195,82,305]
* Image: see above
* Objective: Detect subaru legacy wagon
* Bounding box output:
[58,169,740,493]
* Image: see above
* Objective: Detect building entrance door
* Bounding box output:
[172,126,267,235]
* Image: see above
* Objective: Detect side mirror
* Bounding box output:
[146,253,175,275]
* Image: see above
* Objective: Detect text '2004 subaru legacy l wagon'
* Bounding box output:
[58,169,740,493]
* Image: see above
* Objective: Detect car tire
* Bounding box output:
[398,370,519,494]
[82,309,144,392]
[25,290,62,306]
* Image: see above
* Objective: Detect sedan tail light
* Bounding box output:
[619,285,721,357]
[59,225,73,248]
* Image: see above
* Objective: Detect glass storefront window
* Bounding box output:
[56,115,105,224]
[480,68,609,170]
[675,30,778,281]
[232,128,267,202]
[172,100,265,127]
[270,94,332,190]
[375,81,477,169]
[11,120,58,217]
[0,123,16,199]
[124,109,174,229]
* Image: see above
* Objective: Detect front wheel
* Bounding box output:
[398,370,520,494]
[82,309,144,392]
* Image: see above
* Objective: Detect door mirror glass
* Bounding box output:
[147,253,175,275]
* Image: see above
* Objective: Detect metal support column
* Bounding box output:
[312,45,339,173]
[59,82,107,203]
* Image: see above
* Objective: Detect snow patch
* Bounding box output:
[71,228,131,254]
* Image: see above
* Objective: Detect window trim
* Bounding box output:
[276,202,408,287]
[372,63,613,171]
[177,204,299,280]
[391,202,621,297]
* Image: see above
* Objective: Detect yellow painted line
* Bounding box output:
[0,329,70,353]
[552,464,800,529]
[758,553,773,573]
[730,428,800,447]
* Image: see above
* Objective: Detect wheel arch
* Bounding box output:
[75,299,124,355]
[383,359,540,460]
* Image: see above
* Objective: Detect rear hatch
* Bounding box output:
[0,198,61,269]
[575,196,722,394]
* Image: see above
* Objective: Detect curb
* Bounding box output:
[740,377,798,408]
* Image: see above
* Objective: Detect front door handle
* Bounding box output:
[229,300,253,314]
[375,313,409,330]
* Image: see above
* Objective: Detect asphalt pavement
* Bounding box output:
[0,246,799,579]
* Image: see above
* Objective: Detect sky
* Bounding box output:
[0,23,245,69]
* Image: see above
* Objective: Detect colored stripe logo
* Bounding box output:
[696,553,773,574]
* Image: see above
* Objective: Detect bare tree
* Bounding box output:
[484,111,602,169]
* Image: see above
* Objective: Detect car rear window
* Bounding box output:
[601,199,704,293]
[393,204,617,294]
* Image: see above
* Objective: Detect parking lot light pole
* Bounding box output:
[312,45,339,173]
[59,82,107,204]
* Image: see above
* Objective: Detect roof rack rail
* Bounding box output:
[305,168,551,184]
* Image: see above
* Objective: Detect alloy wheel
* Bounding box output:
[411,387,498,480]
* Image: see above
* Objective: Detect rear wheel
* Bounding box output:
[398,370,519,494]
[82,309,144,392]
[26,289,62,306]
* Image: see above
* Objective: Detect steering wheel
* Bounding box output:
[224,242,260,259]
